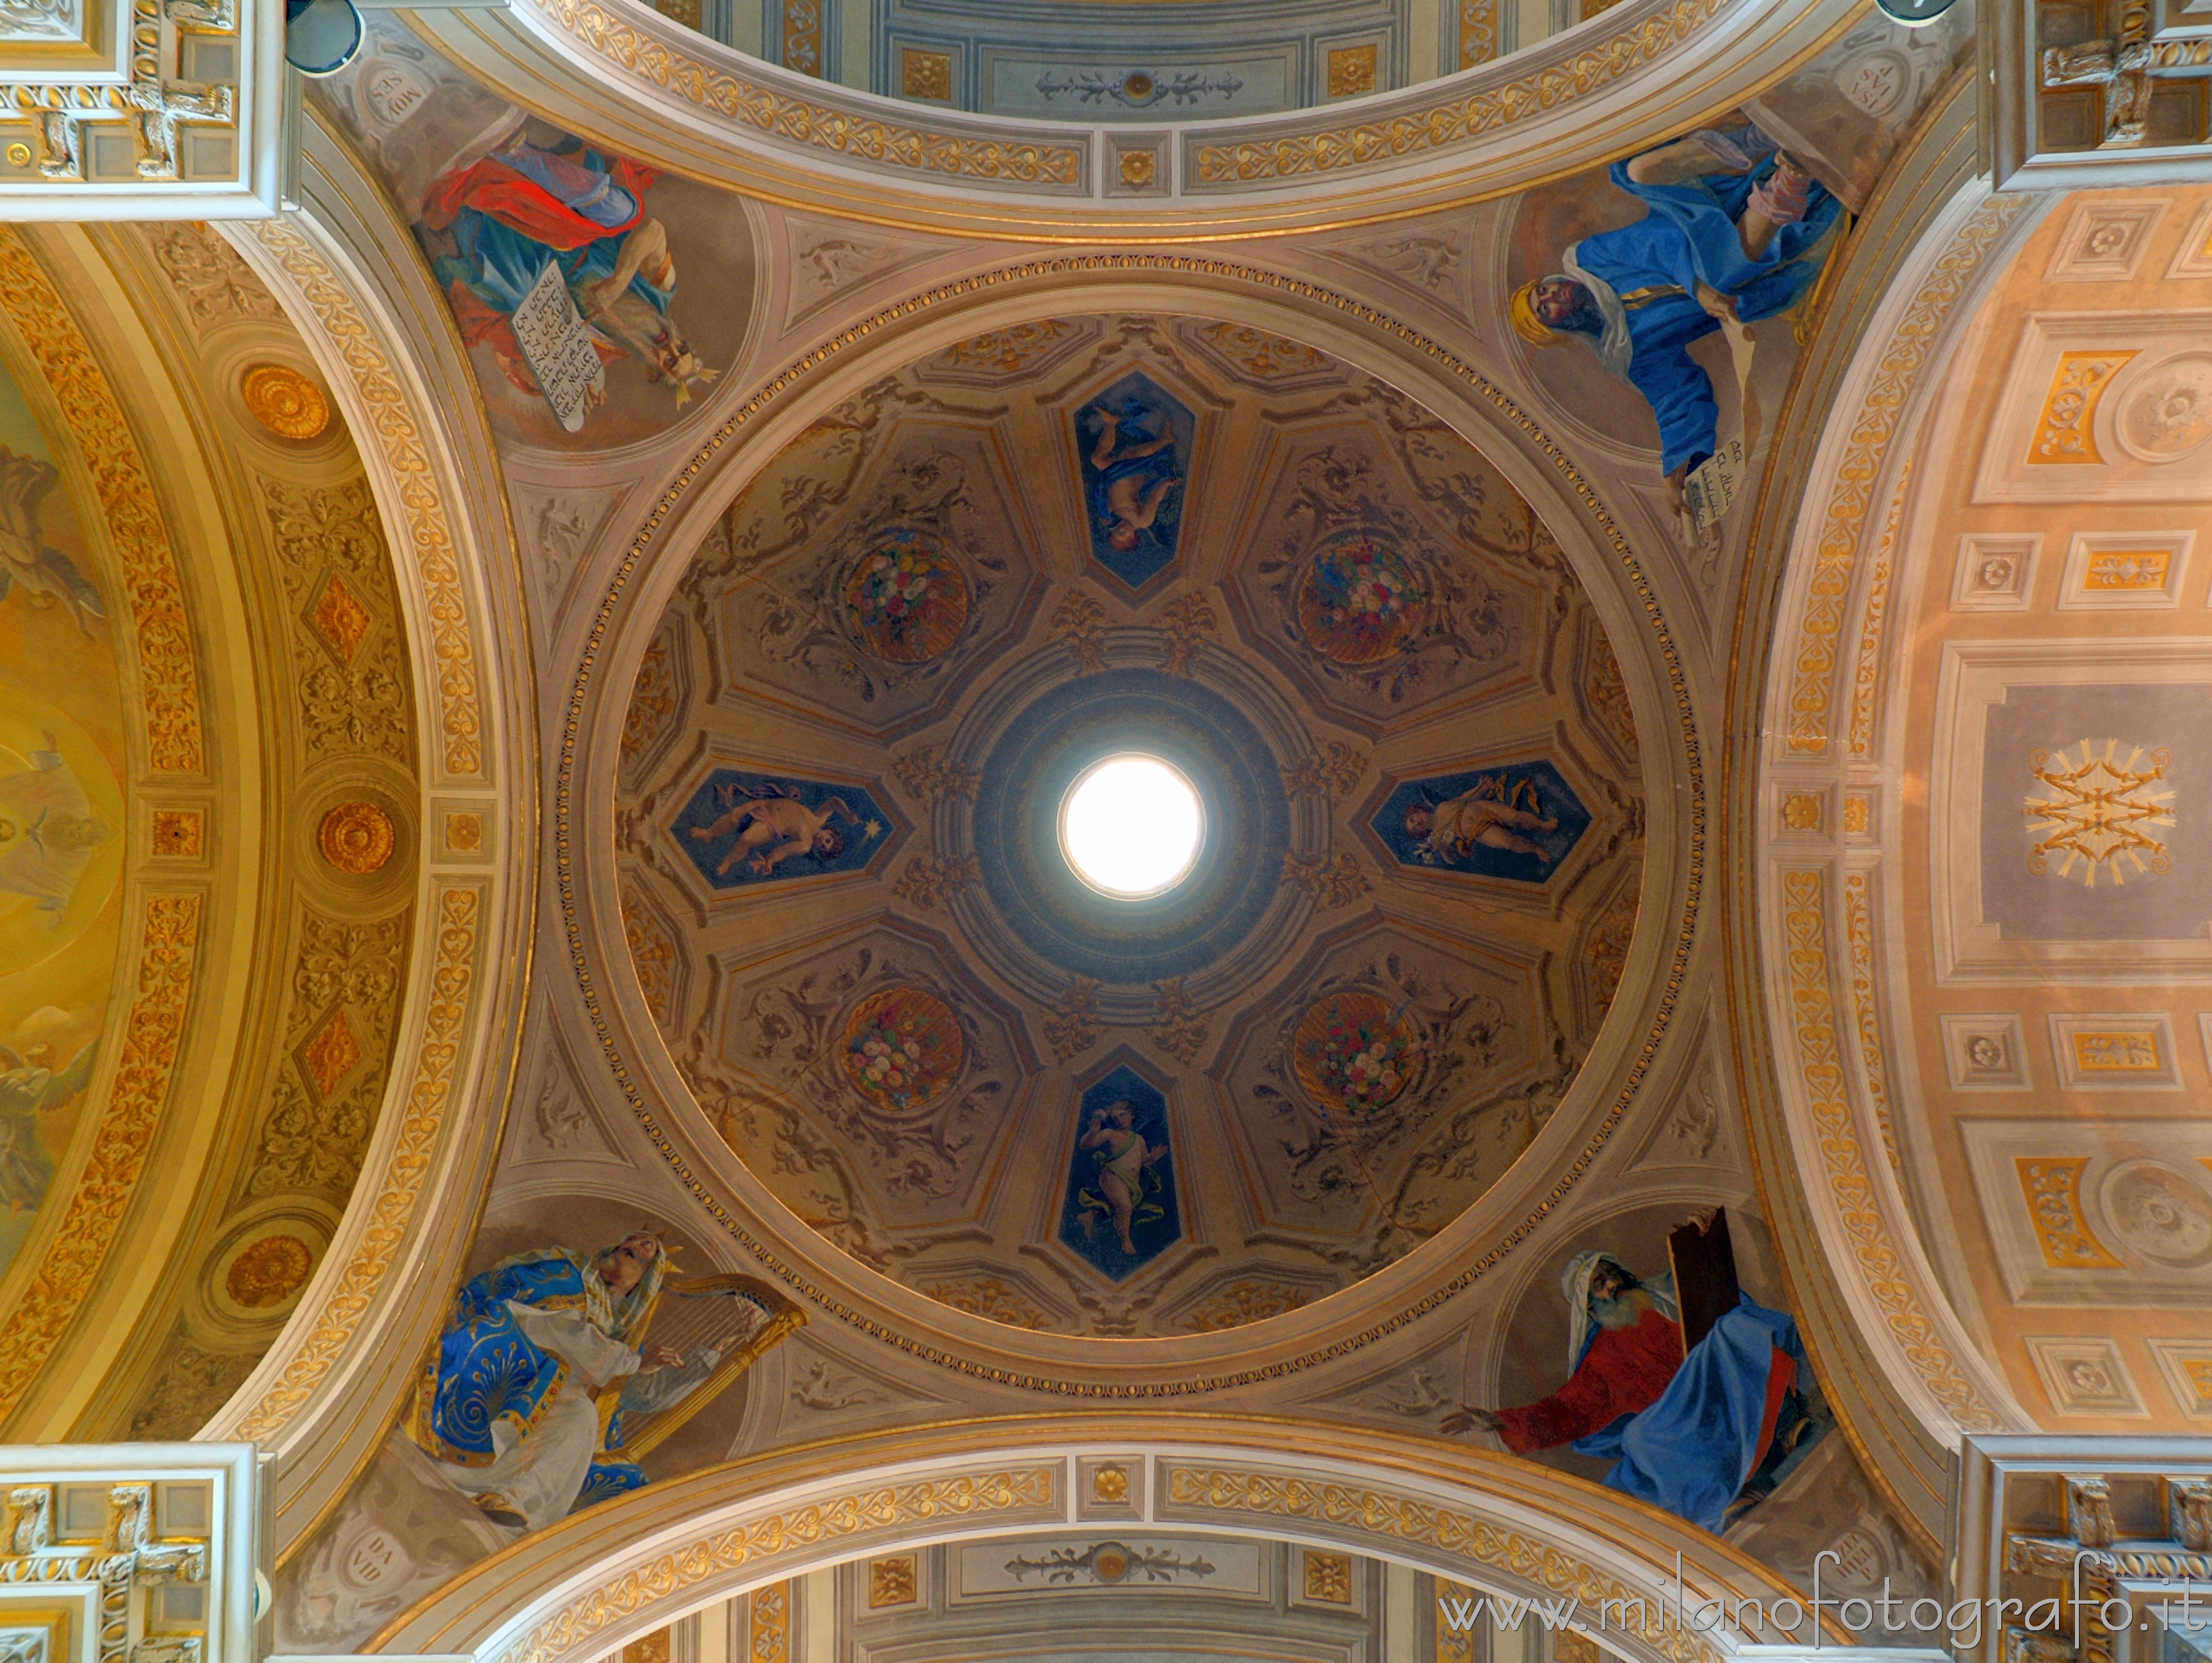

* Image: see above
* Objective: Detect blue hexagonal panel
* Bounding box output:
[1072,371,1193,592]
[1371,760,1591,883]
[1058,1061,1181,1280]
[670,769,892,889]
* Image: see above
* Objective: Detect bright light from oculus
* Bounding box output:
[1059,754,1204,899]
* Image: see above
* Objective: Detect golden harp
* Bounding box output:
[613,1272,807,1459]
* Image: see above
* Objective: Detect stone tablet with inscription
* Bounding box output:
[510,260,606,434]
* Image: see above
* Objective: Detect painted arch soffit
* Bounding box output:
[368,1423,1834,1663]
[162,171,541,1554]
[1752,172,2212,1442]
[555,263,1705,1393]
[403,0,1869,237]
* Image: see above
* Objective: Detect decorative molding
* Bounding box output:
[1192,0,1723,182]
[230,884,482,1441]
[2023,1337,2150,1417]
[1950,532,2039,612]
[525,0,1086,187]
[2047,1012,2182,1090]
[555,252,1702,1395]
[1778,868,2002,1432]
[242,222,485,781]
[2054,530,2193,610]
[0,1446,257,1663]
[489,1469,1058,1663]
[0,0,276,213]
[1783,194,2028,754]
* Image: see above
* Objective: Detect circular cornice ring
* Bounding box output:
[558,253,1705,1395]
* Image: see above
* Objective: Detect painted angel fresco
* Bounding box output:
[415,128,715,432]
[0,738,112,918]
[408,1231,798,1532]
[1509,126,1840,515]
[0,450,101,633]
[0,1038,93,1215]
[1445,1210,1828,1532]
[1060,1066,1180,1278]
[1075,373,1193,589]
[1372,764,1589,883]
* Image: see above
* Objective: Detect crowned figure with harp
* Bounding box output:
[408,1230,803,1532]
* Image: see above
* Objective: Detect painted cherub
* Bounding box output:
[1406,774,1559,866]
[689,782,857,877]
[1075,1100,1168,1257]
[1084,402,1181,555]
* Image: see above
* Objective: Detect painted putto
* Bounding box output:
[617,314,1646,1337]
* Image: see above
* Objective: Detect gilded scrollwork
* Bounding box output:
[1779,868,2000,1430]
[233,885,482,1441]
[245,222,484,780]
[1784,197,2027,755]
[1193,0,1725,182]
[264,479,411,767]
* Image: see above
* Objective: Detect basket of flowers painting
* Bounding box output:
[1296,530,1428,665]
[1293,991,1427,1117]
[839,986,965,1113]
[842,529,971,664]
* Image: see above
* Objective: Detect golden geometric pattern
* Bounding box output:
[300,1006,363,1100]
[2084,549,2170,589]
[239,363,331,440]
[1782,792,1824,831]
[1781,869,2001,1429]
[2026,350,2137,465]
[867,1555,916,1608]
[1303,1549,1352,1602]
[445,811,484,852]
[2015,1156,2124,1269]
[233,884,482,1441]
[224,1233,315,1309]
[2071,1029,2161,1071]
[317,801,396,875]
[1091,1463,1130,1503]
[310,572,374,665]
[150,808,203,857]
[1118,150,1157,188]
[1196,0,1723,180]
[2025,739,2174,886]
[901,48,951,101]
[1326,45,1378,99]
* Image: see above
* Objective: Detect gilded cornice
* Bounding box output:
[245,220,485,783]
[1189,0,1726,184]
[232,883,481,1441]
[1722,77,2044,1554]
[414,0,1866,240]
[558,252,1705,1395]
[194,157,533,1568]
[371,1421,1830,1663]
